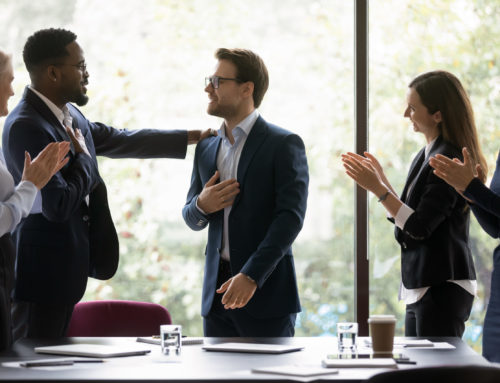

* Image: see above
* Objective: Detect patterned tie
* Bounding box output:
[62,108,73,130]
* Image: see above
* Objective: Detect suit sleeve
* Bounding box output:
[464,178,500,239]
[401,171,459,240]
[6,121,98,222]
[90,122,188,159]
[182,143,209,231]
[240,134,309,288]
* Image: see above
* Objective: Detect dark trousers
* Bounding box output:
[12,300,74,340]
[203,259,296,337]
[0,234,15,350]
[483,259,500,363]
[405,281,474,337]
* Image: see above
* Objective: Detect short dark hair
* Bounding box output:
[215,48,269,108]
[23,28,77,72]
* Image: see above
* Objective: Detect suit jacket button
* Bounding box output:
[402,242,407,249]
[83,215,89,222]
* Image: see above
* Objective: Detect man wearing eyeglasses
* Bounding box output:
[2,28,213,339]
[183,49,309,336]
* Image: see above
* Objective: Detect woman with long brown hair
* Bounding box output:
[342,70,486,337]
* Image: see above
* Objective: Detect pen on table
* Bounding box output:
[21,360,74,367]
[395,360,417,365]
[21,359,104,367]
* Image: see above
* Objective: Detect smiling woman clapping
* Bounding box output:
[342,71,487,338]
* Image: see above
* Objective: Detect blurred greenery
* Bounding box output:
[0,0,498,353]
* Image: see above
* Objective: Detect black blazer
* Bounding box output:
[2,87,188,304]
[396,135,476,289]
[183,116,309,318]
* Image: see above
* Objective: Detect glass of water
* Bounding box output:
[337,322,358,352]
[160,324,182,358]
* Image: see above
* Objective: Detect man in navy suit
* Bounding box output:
[2,28,212,339]
[183,49,309,336]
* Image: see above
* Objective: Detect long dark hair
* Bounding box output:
[409,70,487,175]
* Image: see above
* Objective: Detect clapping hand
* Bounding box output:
[22,142,71,190]
[429,147,486,192]
[341,152,387,196]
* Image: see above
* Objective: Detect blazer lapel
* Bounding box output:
[206,136,222,174]
[23,87,68,142]
[401,136,443,202]
[401,148,425,202]
[236,116,267,185]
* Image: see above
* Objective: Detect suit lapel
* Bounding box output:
[401,136,443,202]
[401,148,425,202]
[236,116,267,185]
[23,87,68,142]
[206,136,222,174]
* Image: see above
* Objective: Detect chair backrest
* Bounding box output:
[66,300,172,337]
[367,365,500,383]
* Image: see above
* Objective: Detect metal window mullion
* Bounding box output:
[354,0,369,337]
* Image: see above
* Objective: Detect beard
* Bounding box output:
[64,80,89,106]
[207,103,236,119]
[74,92,89,106]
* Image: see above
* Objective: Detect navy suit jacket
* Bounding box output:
[2,87,188,304]
[396,135,476,289]
[183,116,309,319]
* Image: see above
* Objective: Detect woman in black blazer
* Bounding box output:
[342,71,487,337]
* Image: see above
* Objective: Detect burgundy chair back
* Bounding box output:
[66,300,172,337]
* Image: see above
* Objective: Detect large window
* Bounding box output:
[1,0,498,351]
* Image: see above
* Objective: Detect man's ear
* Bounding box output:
[47,65,59,82]
[241,81,254,99]
[432,110,442,124]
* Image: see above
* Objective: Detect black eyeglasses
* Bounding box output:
[53,62,87,72]
[205,75,242,89]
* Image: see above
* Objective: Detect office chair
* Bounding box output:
[367,365,500,383]
[66,300,172,336]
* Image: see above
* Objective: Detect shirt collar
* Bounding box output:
[424,136,438,160]
[218,109,260,139]
[29,85,68,126]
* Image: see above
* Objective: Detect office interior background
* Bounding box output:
[0,0,498,352]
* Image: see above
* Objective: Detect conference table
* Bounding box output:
[0,336,490,382]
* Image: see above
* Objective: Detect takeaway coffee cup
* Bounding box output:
[368,315,396,354]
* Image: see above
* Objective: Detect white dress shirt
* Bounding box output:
[197,109,259,261]
[392,138,477,304]
[0,148,37,236]
[28,86,89,210]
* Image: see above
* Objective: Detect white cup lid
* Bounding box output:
[367,315,396,323]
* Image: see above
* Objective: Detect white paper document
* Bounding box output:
[321,358,397,368]
[34,344,151,358]
[252,364,338,377]
[202,342,304,354]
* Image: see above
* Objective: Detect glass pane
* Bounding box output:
[1,0,355,337]
[369,0,499,352]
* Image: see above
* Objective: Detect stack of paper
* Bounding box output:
[322,358,397,368]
